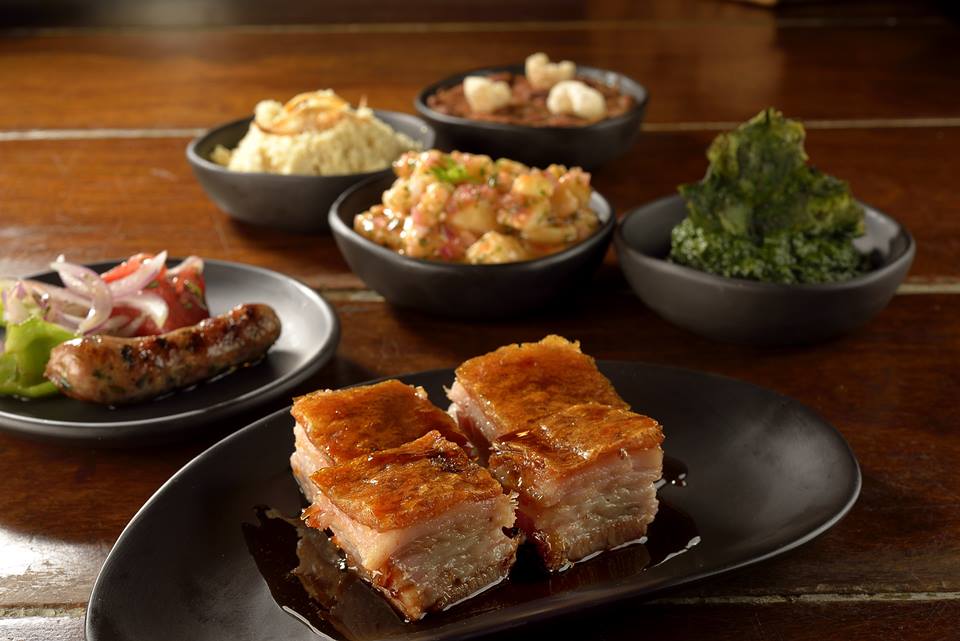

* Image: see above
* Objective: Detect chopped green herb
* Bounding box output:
[430,158,479,185]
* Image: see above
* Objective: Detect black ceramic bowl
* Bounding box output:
[615,195,915,346]
[186,111,435,233]
[415,64,648,169]
[329,174,616,318]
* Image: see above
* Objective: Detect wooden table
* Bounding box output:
[2,2,959,639]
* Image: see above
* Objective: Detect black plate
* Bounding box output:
[329,174,615,318]
[414,64,648,169]
[615,194,915,345]
[86,363,860,640]
[0,259,339,444]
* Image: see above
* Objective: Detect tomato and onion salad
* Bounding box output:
[2,252,209,337]
[0,252,210,398]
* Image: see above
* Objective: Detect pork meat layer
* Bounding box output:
[303,431,518,620]
[489,402,663,571]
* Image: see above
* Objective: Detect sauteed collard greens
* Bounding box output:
[670,108,868,284]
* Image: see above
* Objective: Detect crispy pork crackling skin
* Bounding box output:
[447,335,629,449]
[289,380,475,501]
[489,402,664,571]
[303,431,518,620]
[44,303,281,405]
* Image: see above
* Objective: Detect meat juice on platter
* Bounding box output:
[243,456,697,641]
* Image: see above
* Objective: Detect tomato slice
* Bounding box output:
[158,261,208,333]
[101,253,157,283]
[103,254,209,336]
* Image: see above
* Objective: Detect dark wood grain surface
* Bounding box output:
[1,2,958,639]
[2,23,958,130]
[2,127,957,286]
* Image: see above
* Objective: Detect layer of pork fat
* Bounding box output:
[447,380,500,450]
[305,493,517,620]
[290,421,335,502]
[509,448,662,569]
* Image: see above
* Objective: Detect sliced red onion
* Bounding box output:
[80,289,113,335]
[50,258,113,334]
[166,255,204,277]
[51,257,106,297]
[3,281,32,325]
[107,250,168,298]
[3,252,185,338]
[1,289,9,323]
[96,315,133,336]
[1,289,10,324]
[116,292,168,332]
[23,279,95,315]
[2,279,86,331]
[50,310,83,332]
[25,281,90,320]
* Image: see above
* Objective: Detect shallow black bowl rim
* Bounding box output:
[0,257,340,430]
[616,194,916,293]
[415,63,649,133]
[185,110,436,180]
[329,173,616,273]
[86,361,861,640]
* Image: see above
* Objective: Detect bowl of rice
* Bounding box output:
[187,90,435,233]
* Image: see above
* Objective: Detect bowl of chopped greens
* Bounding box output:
[615,108,915,346]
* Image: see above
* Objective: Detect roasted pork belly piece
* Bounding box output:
[290,380,473,501]
[302,431,518,620]
[488,402,663,571]
[447,335,628,450]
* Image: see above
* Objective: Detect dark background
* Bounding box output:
[2,0,957,29]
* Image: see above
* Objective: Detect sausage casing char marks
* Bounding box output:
[44,303,281,404]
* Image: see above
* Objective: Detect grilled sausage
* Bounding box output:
[44,303,281,405]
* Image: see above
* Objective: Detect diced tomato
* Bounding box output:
[158,260,209,332]
[103,253,209,336]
